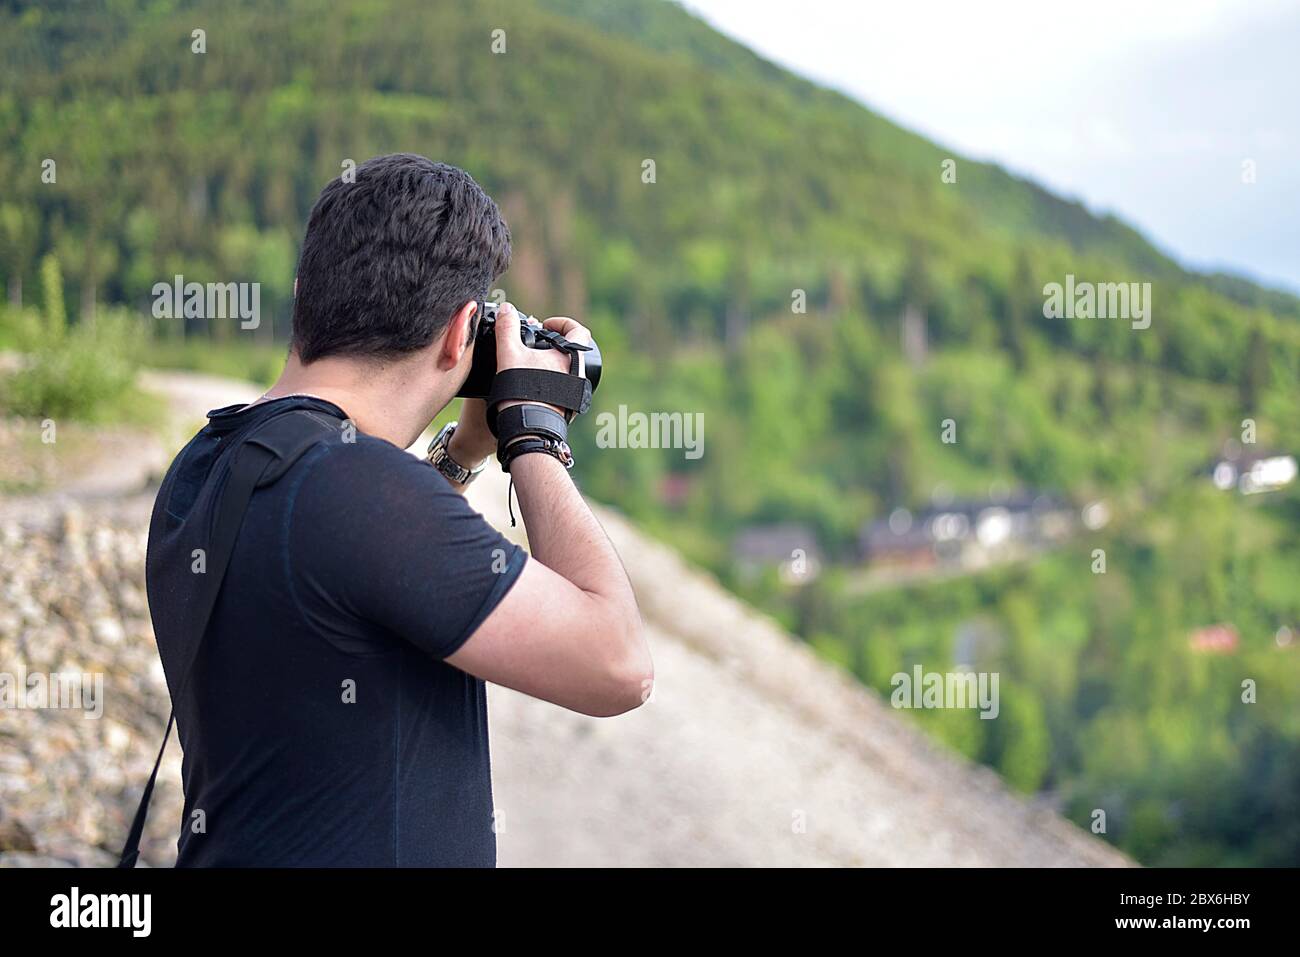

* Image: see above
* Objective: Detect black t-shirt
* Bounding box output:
[145,396,525,867]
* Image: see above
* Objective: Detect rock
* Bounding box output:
[92,617,125,645]
[0,495,181,867]
[0,808,37,853]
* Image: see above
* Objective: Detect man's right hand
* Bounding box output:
[492,303,591,417]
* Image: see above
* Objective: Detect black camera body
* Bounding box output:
[457,301,603,399]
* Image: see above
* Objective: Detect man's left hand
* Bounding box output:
[447,397,496,467]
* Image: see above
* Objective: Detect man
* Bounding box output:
[144,153,652,867]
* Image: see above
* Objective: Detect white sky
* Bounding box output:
[681,0,1300,292]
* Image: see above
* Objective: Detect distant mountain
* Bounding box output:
[2,0,1296,328]
[542,0,1186,273]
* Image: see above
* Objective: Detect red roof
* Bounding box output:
[1188,624,1239,653]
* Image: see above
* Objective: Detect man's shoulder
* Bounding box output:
[308,429,427,470]
[293,429,453,504]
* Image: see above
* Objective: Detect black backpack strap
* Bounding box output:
[118,407,342,867]
[117,711,175,869]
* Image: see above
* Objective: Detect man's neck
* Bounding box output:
[262,352,450,450]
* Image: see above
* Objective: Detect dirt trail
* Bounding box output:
[0,370,1129,867]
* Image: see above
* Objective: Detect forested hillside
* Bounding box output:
[2,0,1298,865]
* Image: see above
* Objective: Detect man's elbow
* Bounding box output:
[587,619,653,717]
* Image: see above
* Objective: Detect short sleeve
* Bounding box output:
[288,437,526,659]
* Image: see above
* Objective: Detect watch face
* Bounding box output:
[427,421,456,461]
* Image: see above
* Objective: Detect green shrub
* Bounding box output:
[1,306,143,423]
[139,337,283,386]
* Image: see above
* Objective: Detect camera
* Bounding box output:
[457,301,603,399]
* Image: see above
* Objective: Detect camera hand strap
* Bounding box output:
[485,360,592,436]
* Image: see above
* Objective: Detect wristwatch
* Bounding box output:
[426,421,488,485]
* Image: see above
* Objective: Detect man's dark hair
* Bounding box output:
[292,153,511,363]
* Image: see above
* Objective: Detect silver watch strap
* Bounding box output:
[426,422,487,484]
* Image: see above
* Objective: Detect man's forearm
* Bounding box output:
[508,453,638,614]
[508,451,649,704]
[443,448,651,717]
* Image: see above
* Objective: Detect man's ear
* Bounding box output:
[437,300,479,370]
